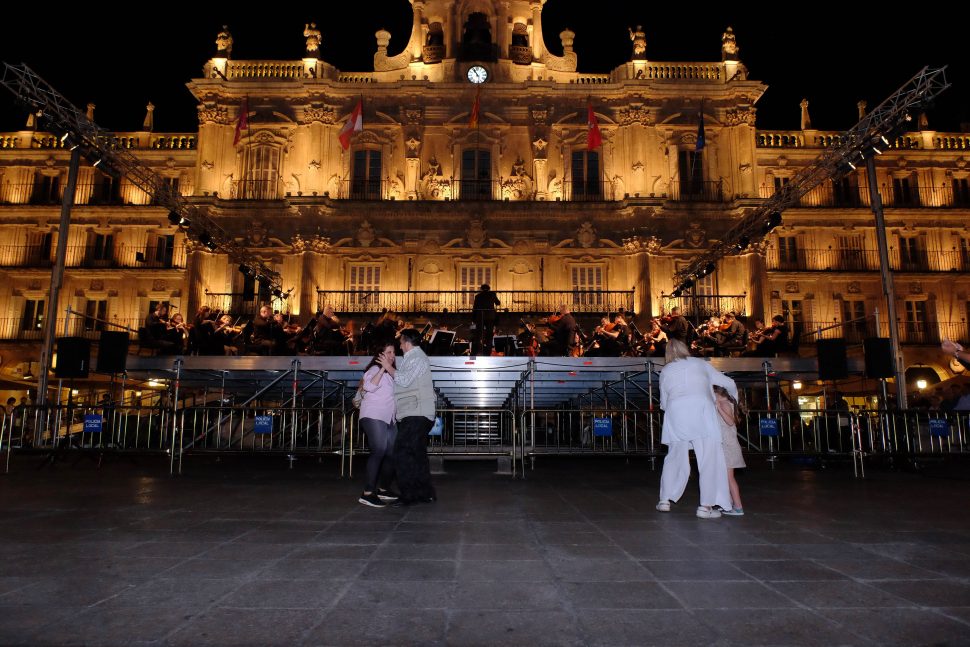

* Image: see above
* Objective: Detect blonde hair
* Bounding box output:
[665,337,691,362]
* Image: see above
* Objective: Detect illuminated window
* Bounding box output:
[21,299,44,332]
[571,265,604,307]
[460,149,491,200]
[351,149,382,199]
[241,145,280,199]
[348,264,381,306]
[84,299,107,332]
[570,150,601,200]
[460,265,492,307]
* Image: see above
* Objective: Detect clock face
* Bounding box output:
[467,65,488,84]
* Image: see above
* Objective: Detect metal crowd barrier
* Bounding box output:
[4,403,970,478]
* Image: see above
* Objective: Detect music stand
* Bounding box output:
[452,341,471,356]
[428,330,456,356]
[492,335,515,356]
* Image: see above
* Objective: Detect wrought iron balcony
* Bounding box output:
[314,290,635,315]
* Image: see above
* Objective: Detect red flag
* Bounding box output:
[233,97,249,146]
[469,88,481,128]
[587,102,602,150]
[338,99,363,150]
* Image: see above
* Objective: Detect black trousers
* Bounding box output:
[393,416,436,500]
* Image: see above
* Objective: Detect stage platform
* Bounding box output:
[123,355,859,409]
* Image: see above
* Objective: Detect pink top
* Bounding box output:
[360,365,395,424]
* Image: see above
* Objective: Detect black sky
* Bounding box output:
[0,2,965,134]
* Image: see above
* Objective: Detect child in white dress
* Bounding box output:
[714,385,746,516]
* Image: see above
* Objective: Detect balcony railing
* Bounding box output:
[766,248,970,273]
[228,179,283,201]
[801,320,968,346]
[666,180,725,203]
[0,131,196,151]
[315,290,634,315]
[0,244,185,270]
[660,294,747,320]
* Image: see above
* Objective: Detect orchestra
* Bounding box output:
[141,299,791,360]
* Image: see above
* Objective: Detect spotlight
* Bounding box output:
[272,287,283,298]
[198,232,218,251]
[703,262,716,276]
[92,156,104,168]
[736,236,750,251]
[167,211,181,225]
[238,264,252,277]
[671,289,682,298]
[681,278,695,290]
[764,211,782,233]
[792,380,803,390]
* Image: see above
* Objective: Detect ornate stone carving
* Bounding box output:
[404,108,423,124]
[629,25,647,59]
[303,23,321,55]
[405,137,421,156]
[618,105,653,126]
[310,234,331,252]
[290,233,306,253]
[422,238,440,254]
[247,222,269,246]
[725,108,756,126]
[197,105,230,125]
[183,238,204,254]
[152,280,167,291]
[531,108,548,123]
[576,221,597,248]
[909,282,923,295]
[357,221,376,247]
[721,26,739,62]
[308,160,321,171]
[301,106,336,124]
[466,219,487,248]
[785,281,799,294]
[89,280,104,291]
[685,223,706,248]
[200,160,214,171]
[501,158,533,200]
[421,158,451,199]
[847,281,862,294]
[215,25,233,57]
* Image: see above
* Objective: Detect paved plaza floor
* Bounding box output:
[1,455,969,646]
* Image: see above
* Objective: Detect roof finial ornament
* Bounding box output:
[304,22,321,56]
[216,25,233,58]
[628,25,646,60]
[721,27,739,62]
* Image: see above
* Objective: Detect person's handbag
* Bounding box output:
[352,380,364,409]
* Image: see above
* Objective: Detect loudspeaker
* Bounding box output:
[863,337,894,379]
[55,337,90,378]
[97,331,130,373]
[816,338,848,381]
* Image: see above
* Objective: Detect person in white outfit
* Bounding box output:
[656,338,737,519]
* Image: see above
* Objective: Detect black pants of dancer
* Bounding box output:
[360,417,396,492]
[393,416,436,501]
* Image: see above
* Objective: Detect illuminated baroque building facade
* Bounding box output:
[1,0,969,393]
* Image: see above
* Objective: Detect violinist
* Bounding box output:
[213,314,244,355]
[250,305,279,355]
[660,306,690,342]
[517,319,540,357]
[165,312,189,354]
[646,319,668,357]
[312,305,346,355]
[587,316,623,356]
[273,312,302,355]
[545,304,579,357]
[713,312,745,356]
[144,303,179,355]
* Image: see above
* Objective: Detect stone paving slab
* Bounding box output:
[0,456,968,646]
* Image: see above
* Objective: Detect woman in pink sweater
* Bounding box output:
[358,344,398,507]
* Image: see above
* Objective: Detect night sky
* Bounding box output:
[0,2,965,134]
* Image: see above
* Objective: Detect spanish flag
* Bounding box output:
[338,99,363,150]
[587,102,602,150]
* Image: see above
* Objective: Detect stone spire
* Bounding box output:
[86,103,96,121]
[857,100,867,120]
[799,99,811,130]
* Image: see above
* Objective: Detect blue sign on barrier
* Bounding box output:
[254,415,273,435]
[593,417,613,437]
[429,416,443,436]
[83,415,103,433]
[929,418,950,438]
[759,418,779,437]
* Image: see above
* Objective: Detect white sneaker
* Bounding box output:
[656,500,671,512]
[721,507,745,516]
[696,506,721,519]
